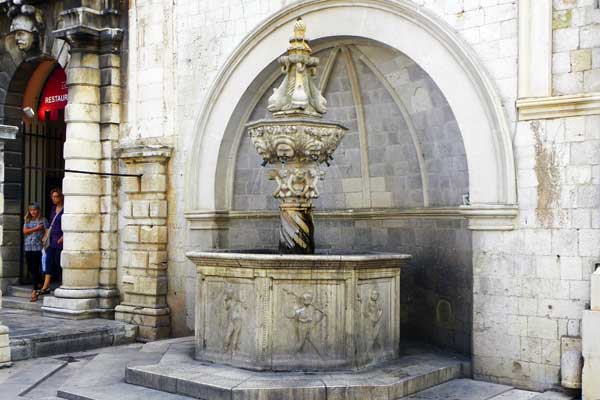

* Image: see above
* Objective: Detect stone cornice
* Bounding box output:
[53,6,123,49]
[517,93,600,120]
[118,145,173,164]
[186,205,519,231]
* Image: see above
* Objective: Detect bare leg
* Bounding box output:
[40,274,51,291]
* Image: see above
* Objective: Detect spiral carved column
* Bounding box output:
[279,204,314,254]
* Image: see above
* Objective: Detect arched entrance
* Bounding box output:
[19,62,67,284]
[0,52,68,291]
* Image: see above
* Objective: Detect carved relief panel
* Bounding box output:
[357,279,396,365]
[201,277,258,366]
[271,280,348,369]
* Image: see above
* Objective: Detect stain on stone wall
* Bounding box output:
[532,121,560,227]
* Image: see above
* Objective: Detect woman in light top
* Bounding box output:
[22,202,48,302]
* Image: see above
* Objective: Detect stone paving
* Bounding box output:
[0,338,580,400]
[0,308,136,361]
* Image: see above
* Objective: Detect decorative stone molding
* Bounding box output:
[187,205,518,231]
[115,145,172,341]
[458,204,519,231]
[517,93,600,121]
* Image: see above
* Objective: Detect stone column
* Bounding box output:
[0,290,11,367]
[42,34,104,319]
[115,146,171,341]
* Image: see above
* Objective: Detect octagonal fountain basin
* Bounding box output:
[186,250,411,371]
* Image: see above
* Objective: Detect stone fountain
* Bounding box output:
[186,18,410,372]
[124,19,467,400]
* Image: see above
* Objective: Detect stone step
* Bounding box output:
[125,339,471,400]
[57,382,195,400]
[7,285,35,299]
[56,342,193,400]
[2,295,43,312]
[0,308,138,361]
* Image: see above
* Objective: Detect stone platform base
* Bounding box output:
[125,339,470,400]
[0,307,137,361]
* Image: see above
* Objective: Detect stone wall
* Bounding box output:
[552,0,600,95]
[472,115,600,391]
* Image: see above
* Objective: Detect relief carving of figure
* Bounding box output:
[283,290,327,356]
[5,1,44,53]
[289,168,310,198]
[223,286,246,355]
[361,289,383,352]
[268,167,322,200]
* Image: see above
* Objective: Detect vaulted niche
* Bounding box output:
[220,39,473,354]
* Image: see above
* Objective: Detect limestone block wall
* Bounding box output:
[472,115,600,391]
[552,0,600,95]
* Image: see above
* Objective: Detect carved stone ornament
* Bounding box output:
[4,0,44,53]
[245,18,347,254]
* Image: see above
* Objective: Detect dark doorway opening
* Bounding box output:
[19,64,66,285]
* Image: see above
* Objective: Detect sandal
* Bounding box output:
[30,296,38,302]
[36,288,51,296]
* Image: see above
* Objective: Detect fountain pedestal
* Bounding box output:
[188,251,410,371]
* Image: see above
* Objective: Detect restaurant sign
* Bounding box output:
[37,67,67,121]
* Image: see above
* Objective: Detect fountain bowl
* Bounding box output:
[186,250,410,371]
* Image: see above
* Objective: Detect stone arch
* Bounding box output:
[0,31,69,288]
[184,0,517,214]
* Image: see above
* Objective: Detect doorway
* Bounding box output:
[19,64,66,284]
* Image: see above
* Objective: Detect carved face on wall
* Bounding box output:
[14,30,34,51]
[301,292,313,306]
[275,142,295,159]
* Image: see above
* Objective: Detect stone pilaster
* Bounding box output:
[96,30,124,316]
[42,34,104,319]
[115,146,172,341]
[582,267,600,399]
[0,125,18,293]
